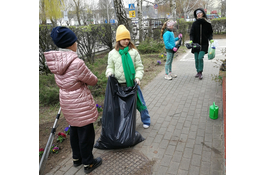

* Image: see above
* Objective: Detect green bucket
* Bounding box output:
[209,102,219,120]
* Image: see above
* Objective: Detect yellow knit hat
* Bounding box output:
[116,25,131,41]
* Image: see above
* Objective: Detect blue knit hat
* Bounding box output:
[51,26,77,48]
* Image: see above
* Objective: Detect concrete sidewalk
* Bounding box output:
[46,48,225,175]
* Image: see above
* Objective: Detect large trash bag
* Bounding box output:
[94,76,145,149]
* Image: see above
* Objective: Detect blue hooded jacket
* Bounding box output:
[163,29,179,51]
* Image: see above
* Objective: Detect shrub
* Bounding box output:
[39,24,115,73]
[137,38,164,54]
[39,74,59,105]
[69,25,98,63]
[85,54,108,98]
[152,28,161,41]
[39,25,57,74]
[211,17,226,34]
[177,18,189,46]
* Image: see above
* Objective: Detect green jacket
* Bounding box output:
[106,48,144,84]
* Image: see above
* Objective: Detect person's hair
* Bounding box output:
[115,40,137,51]
[160,21,168,39]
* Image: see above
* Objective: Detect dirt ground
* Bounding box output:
[39,34,226,174]
[39,110,71,174]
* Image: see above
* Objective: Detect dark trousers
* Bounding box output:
[70,123,95,165]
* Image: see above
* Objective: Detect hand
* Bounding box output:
[173,47,178,52]
[210,39,214,44]
[135,78,140,85]
[189,40,193,44]
[178,33,182,38]
[107,72,112,77]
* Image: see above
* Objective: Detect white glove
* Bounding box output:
[135,78,140,85]
[107,72,112,77]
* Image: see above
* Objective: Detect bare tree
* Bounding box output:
[169,0,176,19]
[113,0,130,29]
[72,0,82,25]
[175,0,200,19]
[97,0,114,23]
[220,0,226,17]
[80,2,93,25]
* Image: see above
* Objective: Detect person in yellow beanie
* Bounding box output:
[106,25,151,129]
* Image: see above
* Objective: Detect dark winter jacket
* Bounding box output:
[190,8,213,54]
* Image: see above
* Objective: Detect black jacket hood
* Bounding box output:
[194,8,207,19]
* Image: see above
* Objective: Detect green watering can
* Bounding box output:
[209,102,219,120]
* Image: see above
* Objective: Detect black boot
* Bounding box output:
[73,159,82,167]
[84,157,102,174]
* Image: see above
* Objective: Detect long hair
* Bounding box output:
[115,40,137,51]
[160,21,167,39]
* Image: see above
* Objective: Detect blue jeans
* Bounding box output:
[165,52,174,75]
[137,86,151,126]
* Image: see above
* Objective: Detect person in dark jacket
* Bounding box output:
[189,8,214,80]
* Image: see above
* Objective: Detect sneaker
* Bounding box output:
[195,72,200,78]
[84,157,102,174]
[169,73,177,78]
[73,159,82,167]
[164,74,172,80]
[143,124,150,129]
[199,72,203,80]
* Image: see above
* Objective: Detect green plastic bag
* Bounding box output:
[208,45,215,60]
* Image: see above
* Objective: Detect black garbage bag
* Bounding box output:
[94,76,145,149]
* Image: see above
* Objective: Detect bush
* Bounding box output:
[152,28,161,41]
[39,74,59,105]
[211,17,226,34]
[87,54,108,98]
[137,38,164,54]
[177,18,189,45]
[39,24,115,73]
[39,25,57,74]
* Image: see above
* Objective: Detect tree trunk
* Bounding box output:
[40,0,46,24]
[76,9,81,25]
[73,0,81,25]
[51,18,57,27]
[113,0,130,30]
[137,0,143,42]
[172,1,176,19]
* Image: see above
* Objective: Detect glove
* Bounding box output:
[135,78,140,85]
[189,40,193,44]
[210,39,214,44]
[173,47,178,52]
[178,33,182,38]
[107,72,112,77]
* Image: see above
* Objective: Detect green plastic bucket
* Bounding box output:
[209,102,219,120]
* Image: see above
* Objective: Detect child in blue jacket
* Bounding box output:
[160,20,182,80]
